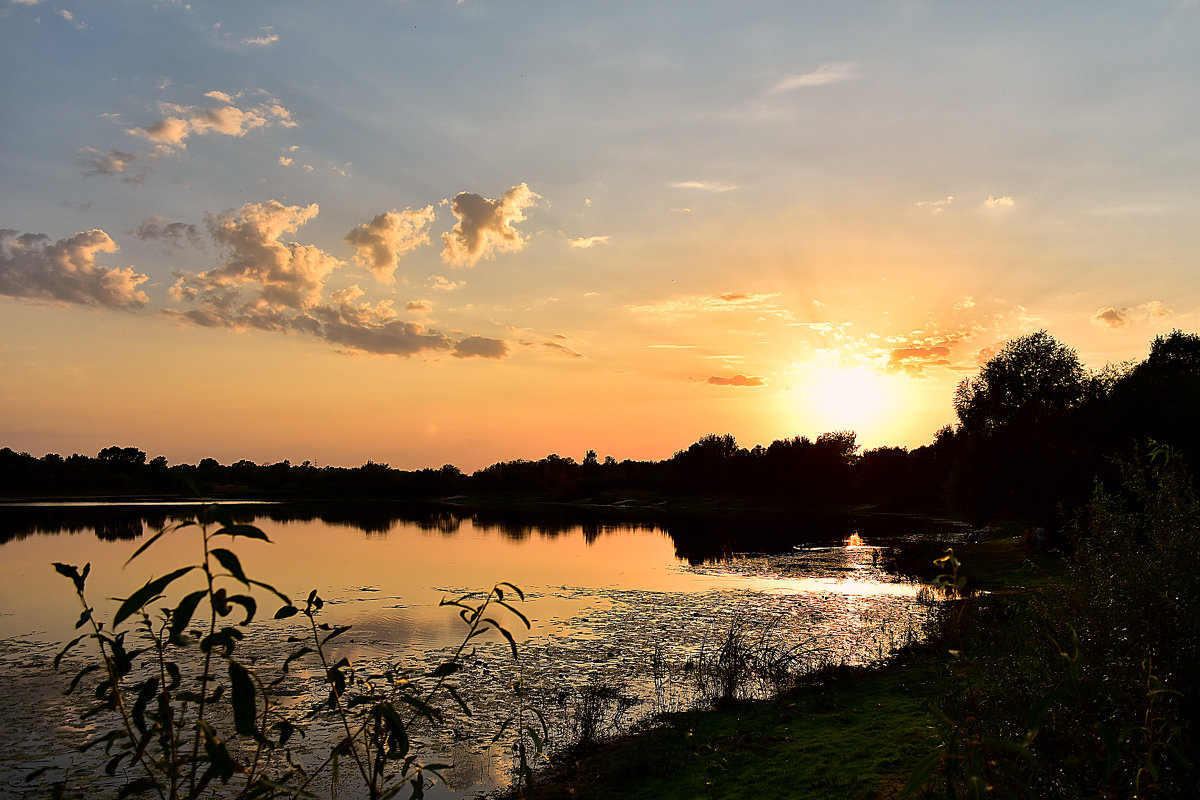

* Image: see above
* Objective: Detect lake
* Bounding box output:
[0,502,965,798]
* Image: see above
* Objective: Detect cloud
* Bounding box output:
[767,61,862,94]
[81,148,146,183]
[985,195,1015,209]
[707,374,766,387]
[243,28,278,47]
[441,183,540,267]
[544,339,584,358]
[427,275,462,291]
[0,228,149,309]
[169,201,341,328]
[453,336,509,359]
[669,181,738,193]
[1091,301,1172,329]
[567,235,610,249]
[886,345,953,373]
[130,217,203,249]
[130,93,296,151]
[307,288,453,356]
[628,292,788,319]
[1092,307,1126,329]
[917,195,954,214]
[344,207,435,282]
[405,300,431,313]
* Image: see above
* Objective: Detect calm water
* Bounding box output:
[0,503,964,798]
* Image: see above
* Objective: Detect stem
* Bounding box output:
[187,524,218,800]
[72,583,168,800]
[307,610,372,790]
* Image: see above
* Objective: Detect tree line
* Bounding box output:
[3,329,1199,523]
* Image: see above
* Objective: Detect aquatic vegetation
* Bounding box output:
[40,507,533,799]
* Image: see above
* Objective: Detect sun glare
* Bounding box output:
[807,367,890,430]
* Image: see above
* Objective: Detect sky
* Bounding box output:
[2,1,1199,471]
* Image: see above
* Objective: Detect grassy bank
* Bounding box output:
[509,535,1062,800]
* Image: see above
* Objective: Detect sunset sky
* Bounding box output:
[2,1,1198,471]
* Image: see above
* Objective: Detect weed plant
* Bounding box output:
[38,507,539,800]
[908,445,1199,799]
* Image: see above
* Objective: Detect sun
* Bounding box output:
[804,367,892,431]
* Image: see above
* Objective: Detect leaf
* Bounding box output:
[74,607,93,630]
[447,685,472,716]
[124,527,170,566]
[495,599,531,629]
[486,618,520,659]
[248,578,290,605]
[283,647,314,673]
[226,593,257,626]
[210,548,248,584]
[67,663,101,695]
[497,581,525,601]
[113,566,196,628]
[104,752,129,776]
[900,746,944,797]
[274,604,298,619]
[214,524,271,542]
[377,703,410,759]
[117,777,161,799]
[229,661,258,737]
[398,694,442,721]
[321,625,352,646]
[429,661,462,678]
[169,590,207,642]
[52,562,88,594]
[198,720,237,783]
[54,634,87,669]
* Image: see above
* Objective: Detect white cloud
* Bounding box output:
[767,61,862,94]
[441,183,539,267]
[344,207,435,282]
[628,292,788,319]
[130,93,296,151]
[669,181,738,193]
[567,234,610,249]
[243,29,279,47]
[985,195,1015,209]
[0,228,149,309]
[917,195,955,214]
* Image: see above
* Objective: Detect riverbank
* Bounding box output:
[505,534,1064,800]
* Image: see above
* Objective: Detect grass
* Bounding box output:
[508,535,1066,800]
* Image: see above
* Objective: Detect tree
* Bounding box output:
[954,330,1085,436]
[949,331,1087,522]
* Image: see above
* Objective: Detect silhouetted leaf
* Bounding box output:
[377,703,409,759]
[169,590,206,643]
[495,599,530,629]
[67,663,100,695]
[448,685,471,716]
[274,604,298,619]
[124,527,170,566]
[227,593,257,625]
[74,607,93,630]
[429,661,462,678]
[117,777,161,799]
[229,660,257,736]
[214,524,271,542]
[497,581,525,601]
[113,566,196,628]
[283,647,313,673]
[52,562,89,594]
[210,548,248,583]
[55,634,87,669]
[321,625,352,646]
[198,720,237,782]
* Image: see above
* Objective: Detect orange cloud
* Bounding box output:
[707,374,766,387]
[0,228,148,308]
[441,183,539,267]
[344,207,435,282]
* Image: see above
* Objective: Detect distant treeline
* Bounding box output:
[4,329,1199,524]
